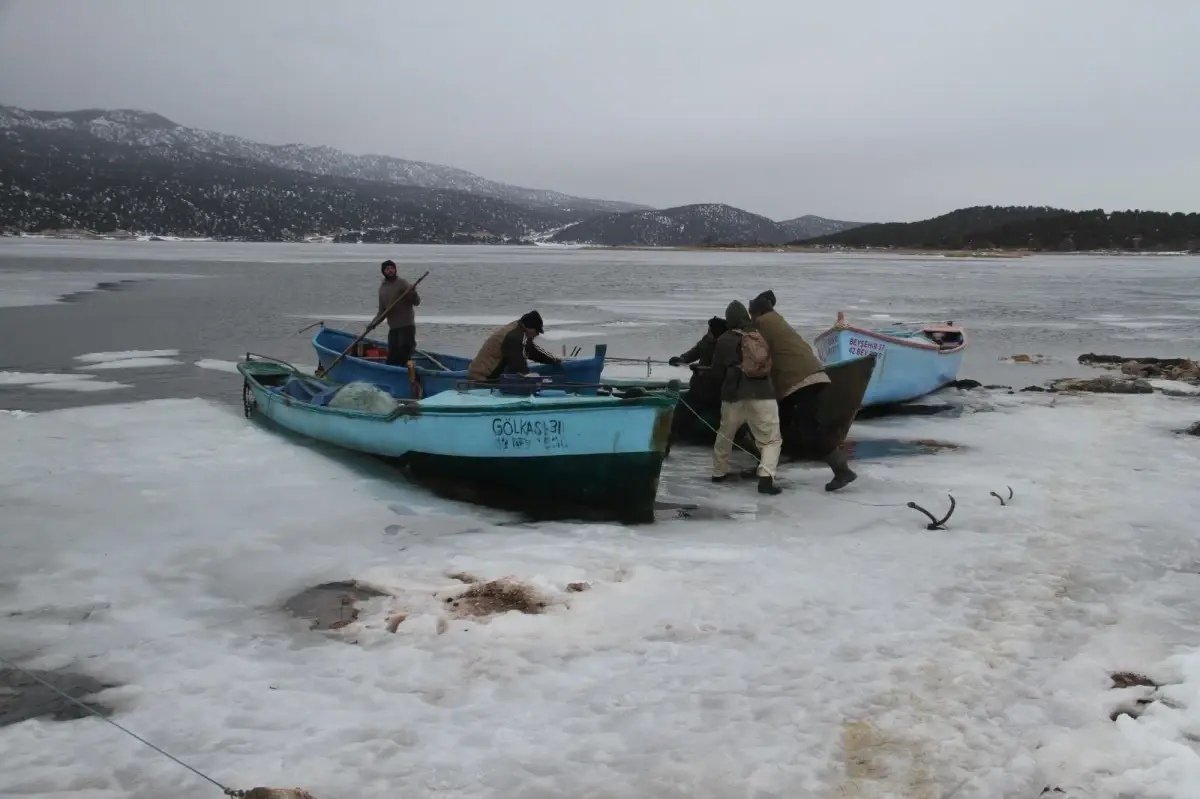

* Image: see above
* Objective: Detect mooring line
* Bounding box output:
[0,653,240,796]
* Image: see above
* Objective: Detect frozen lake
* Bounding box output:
[2,240,1199,798]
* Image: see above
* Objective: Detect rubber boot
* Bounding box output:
[711,474,729,484]
[758,476,782,495]
[824,448,857,492]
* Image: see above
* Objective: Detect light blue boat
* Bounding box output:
[238,355,679,522]
[312,326,608,399]
[814,312,966,407]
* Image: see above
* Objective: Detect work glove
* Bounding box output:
[668,356,683,367]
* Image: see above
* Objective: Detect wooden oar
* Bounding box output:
[416,349,450,371]
[315,270,430,378]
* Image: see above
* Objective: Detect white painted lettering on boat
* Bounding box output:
[847,335,887,359]
[491,417,567,452]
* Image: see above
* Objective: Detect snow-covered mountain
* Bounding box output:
[0,125,579,241]
[0,105,647,216]
[778,214,865,241]
[549,205,868,247]
[549,203,795,246]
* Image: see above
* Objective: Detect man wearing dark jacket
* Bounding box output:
[372,259,421,366]
[708,301,783,495]
[466,310,561,381]
[669,316,727,407]
[749,290,856,491]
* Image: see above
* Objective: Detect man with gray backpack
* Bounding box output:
[707,300,784,495]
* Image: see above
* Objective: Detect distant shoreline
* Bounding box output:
[574,244,1198,258]
[2,232,1195,257]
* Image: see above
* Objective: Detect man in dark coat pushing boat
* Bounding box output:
[749,290,857,491]
[709,300,784,495]
[669,315,727,408]
[372,259,421,366]
[467,310,562,382]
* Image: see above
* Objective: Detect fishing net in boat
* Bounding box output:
[325,382,399,414]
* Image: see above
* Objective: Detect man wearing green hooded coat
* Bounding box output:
[749,290,857,492]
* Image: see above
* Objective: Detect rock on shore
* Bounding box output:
[1078,353,1200,383]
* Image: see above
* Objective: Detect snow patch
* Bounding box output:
[1,394,1199,796]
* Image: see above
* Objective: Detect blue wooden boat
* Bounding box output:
[238,355,679,522]
[312,326,608,400]
[814,312,966,407]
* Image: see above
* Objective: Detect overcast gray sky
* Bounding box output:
[1,0,1197,222]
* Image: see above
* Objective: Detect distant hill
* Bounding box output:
[964,209,1200,252]
[0,104,648,217]
[803,205,1069,248]
[778,214,865,241]
[802,204,1200,252]
[0,126,576,242]
[548,204,796,246]
[548,204,861,246]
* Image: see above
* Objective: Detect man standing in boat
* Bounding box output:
[467,311,562,382]
[372,259,420,366]
[748,290,856,492]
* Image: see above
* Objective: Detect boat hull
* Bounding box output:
[666,355,877,458]
[312,326,607,399]
[239,360,674,522]
[814,325,965,407]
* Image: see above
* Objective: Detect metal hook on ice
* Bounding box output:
[907,494,956,530]
[990,485,1015,506]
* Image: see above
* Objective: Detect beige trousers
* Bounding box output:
[712,399,783,479]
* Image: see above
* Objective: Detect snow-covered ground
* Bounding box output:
[1,390,1199,798]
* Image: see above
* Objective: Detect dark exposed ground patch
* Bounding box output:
[1111,671,1159,689]
[443,577,547,619]
[856,402,959,419]
[282,580,388,631]
[0,666,116,728]
[654,499,749,521]
[843,438,962,460]
[1107,671,1182,722]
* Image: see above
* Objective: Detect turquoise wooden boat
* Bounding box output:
[238,356,679,522]
[813,312,966,407]
[312,325,608,399]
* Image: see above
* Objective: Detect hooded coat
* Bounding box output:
[708,301,776,403]
[466,317,556,381]
[748,291,828,398]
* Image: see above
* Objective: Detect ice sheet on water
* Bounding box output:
[193,359,241,374]
[0,371,130,392]
[539,327,623,341]
[75,349,180,363]
[27,378,131,393]
[291,313,590,327]
[1,393,1199,797]
[599,320,668,329]
[75,357,183,370]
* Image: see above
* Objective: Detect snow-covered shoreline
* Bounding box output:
[2,388,1198,797]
